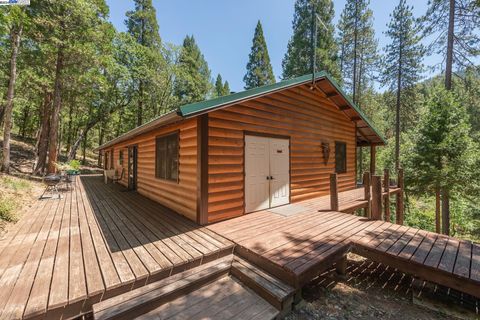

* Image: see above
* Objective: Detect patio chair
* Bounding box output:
[112,168,124,184]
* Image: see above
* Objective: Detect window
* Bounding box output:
[110,149,114,169]
[155,132,179,182]
[104,151,109,169]
[119,150,124,165]
[335,142,347,174]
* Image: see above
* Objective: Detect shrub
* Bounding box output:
[0,196,17,222]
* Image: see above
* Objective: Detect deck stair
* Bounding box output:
[231,256,295,314]
[92,254,282,320]
[93,255,233,320]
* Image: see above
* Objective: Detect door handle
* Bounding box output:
[270,176,274,180]
[266,176,270,180]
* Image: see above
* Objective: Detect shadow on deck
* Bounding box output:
[0,175,233,320]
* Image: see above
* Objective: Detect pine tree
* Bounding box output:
[1,7,25,173]
[173,35,212,105]
[282,0,340,80]
[423,0,480,91]
[223,81,230,95]
[337,0,378,179]
[214,74,230,97]
[381,0,425,171]
[244,20,275,89]
[406,85,477,235]
[338,0,378,107]
[126,0,163,126]
[422,0,480,233]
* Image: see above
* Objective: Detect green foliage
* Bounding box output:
[337,0,378,106]
[214,74,230,97]
[69,160,81,170]
[244,21,275,89]
[423,0,480,72]
[1,176,30,191]
[282,0,340,80]
[0,196,16,222]
[173,35,212,106]
[406,85,477,196]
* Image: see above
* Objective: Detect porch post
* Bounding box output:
[384,169,390,222]
[396,168,404,225]
[330,173,339,211]
[371,175,382,220]
[197,114,209,225]
[370,145,376,175]
[363,172,371,218]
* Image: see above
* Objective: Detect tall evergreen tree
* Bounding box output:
[406,86,478,235]
[423,0,480,91]
[337,0,378,179]
[244,20,275,89]
[282,0,340,80]
[214,74,230,97]
[381,0,425,171]
[423,0,480,232]
[337,0,378,107]
[126,0,163,126]
[173,35,212,105]
[1,7,25,173]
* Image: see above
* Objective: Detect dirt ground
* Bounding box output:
[285,254,478,320]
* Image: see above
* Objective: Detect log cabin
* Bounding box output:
[97,71,385,225]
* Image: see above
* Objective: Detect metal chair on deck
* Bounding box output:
[40,175,62,199]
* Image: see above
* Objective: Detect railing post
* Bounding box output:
[371,175,382,220]
[384,169,390,222]
[363,172,371,218]
[396,168,404,225]
[330,173,339,211]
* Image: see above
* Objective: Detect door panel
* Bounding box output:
[269,138,290,208]
[245,135,290,213]
[245,136,270,212]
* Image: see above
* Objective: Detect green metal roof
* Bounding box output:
[178,71,386,144]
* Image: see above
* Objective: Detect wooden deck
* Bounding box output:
[208,195,480,299]
[0,175,233,320]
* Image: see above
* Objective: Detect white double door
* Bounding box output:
[245,135,290,213]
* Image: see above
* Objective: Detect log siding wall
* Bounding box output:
[207,85,356,223]
[110,118,198,221]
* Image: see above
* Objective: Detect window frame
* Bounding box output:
[155,131,180,183]
[335,141,347,174]
[119,150,124,166]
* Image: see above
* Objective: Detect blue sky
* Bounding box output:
[106,0,432,92]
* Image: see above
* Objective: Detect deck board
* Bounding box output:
[0,175,233,319]
[208,193,480,297]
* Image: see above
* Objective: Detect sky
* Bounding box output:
[105,0,433,92]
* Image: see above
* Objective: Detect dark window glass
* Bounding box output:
[335,142,347,174]
[155,132,179,182]
[110,150,114,169]
[119,150,124,165]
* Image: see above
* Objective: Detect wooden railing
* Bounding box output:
[329,168,404,225]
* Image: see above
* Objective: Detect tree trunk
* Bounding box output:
[352,0,359,104]
[47,48,64,174]
[445,0,455,90]
[33,92,52,175]
[435,185,441,233]
[441,188,450,235]
[1,23,23,173]
[97,124,104,167]
[137,80,143,126]
[395,32,403,172]
[68,129,84,161]
[81,129,87,164]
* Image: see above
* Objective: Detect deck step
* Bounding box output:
[231,256,295,312]
[133,276,279,320]
[92,255,233,320]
